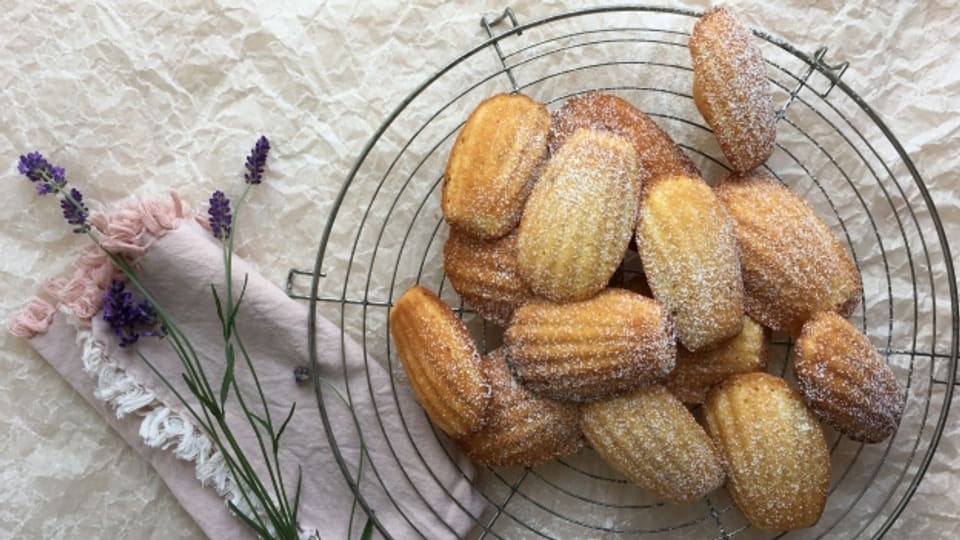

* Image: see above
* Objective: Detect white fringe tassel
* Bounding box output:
[74,324,317,540]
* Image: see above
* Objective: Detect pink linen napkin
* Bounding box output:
[11,196,485,539]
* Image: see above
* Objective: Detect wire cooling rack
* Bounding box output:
[290,5,959,539]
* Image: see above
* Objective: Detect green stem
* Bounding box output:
[233,331,292,519]
[136,351,271,534]
[224,184,296,525]
[228,373,286,521]
[213,410,286,528]
[217,184,298,534]
[222,184,253,339]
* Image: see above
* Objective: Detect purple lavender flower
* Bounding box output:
[59,188,90,233]
[208,190,232,239]
[18,151,89,233]
[17,151,66,195]
[243,135,270,184]
[102,280,166,347]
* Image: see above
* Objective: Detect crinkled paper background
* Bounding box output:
[0,1,957,539]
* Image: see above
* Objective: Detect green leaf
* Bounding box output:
[360,517,374,540]
[274,402,296,453]
[184,374,220,418]
[210,284,227,338]
[181,373,200,401]
[220,342,236,406]
[292,465,303,522]
[249,411,270,435]
[227,273,250,332]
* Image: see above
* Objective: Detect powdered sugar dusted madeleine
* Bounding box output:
[793,312,905,443]
[689,6,775,172]
[443,93,550,239]
[504,289,676,402]
[389,286,489,438]
[637,174,744,351]
[457,349,582,467]
[549,92,699,182]
[517,128,639,302]
[583,385,725,503]
[715,170,862,336]
[444,228,533,326]
[703,372,829,531]
[667,316,768,404]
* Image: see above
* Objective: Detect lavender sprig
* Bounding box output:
[16,139,335,540]
[243,135,270,184]
[17,151,90,233]
[208,190,232,239]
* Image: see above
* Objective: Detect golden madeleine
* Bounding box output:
[703,372,829,531]
[793,312,905,443]
[689,6,775,172]
[457,349,582,467]
[549,92,699,183]
[516,128,639,302]
[637,174,745,351]
[389,286,490,438]
[504,288,676,402]
[583,385,725,503]
[443,93,550,239]
[666,316,769,404]
[715,170,862,336]
[444,228,533,326]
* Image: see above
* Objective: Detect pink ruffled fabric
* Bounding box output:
[8,192,190,335]
[8,298,57,338]
[94,193,188,257]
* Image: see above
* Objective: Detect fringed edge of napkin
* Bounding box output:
[9,193,319,540]
[71,315,289,534]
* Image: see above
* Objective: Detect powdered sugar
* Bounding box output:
[637,174,745,351]
[504,288,676,402]
[456,348,582,467]
[516,128,639,302]
[793,312,905,443]
[389,286,490,438]
[549,92,700,184]
[703,372,829,530]
[443,228,532,326]
[666,316,769,404]
[689,6,775,172]
[442,93,551,239]
[583,385,725,504]
[715,170,862,336]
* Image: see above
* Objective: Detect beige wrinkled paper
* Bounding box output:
[1,1,957,538]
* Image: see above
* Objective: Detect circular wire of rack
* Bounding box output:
[306,5,959,539]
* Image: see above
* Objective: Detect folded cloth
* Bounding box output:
[14,197,485,539]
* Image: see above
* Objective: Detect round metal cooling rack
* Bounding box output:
[301,5,958,539]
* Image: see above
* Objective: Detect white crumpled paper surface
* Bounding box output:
[0,0,957,539]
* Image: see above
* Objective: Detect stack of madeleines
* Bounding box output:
[389,6,906,532]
